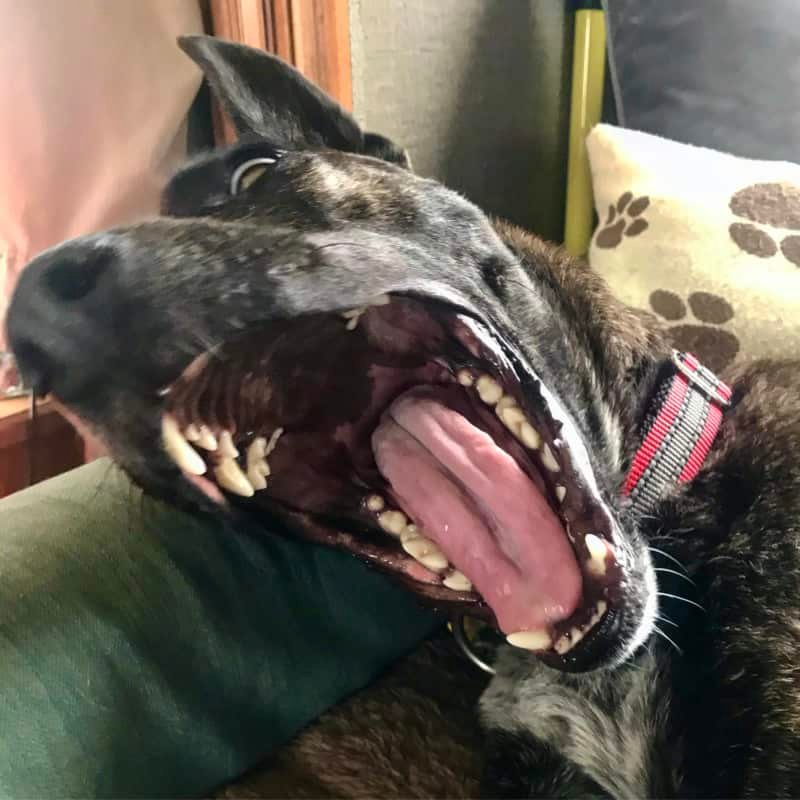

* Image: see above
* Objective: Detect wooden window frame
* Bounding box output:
[205,0,352,143]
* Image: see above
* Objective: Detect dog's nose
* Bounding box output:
[7,237,118,398]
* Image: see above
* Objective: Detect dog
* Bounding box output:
[7,36,800,798]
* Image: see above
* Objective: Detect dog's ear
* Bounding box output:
[178,35,410,168]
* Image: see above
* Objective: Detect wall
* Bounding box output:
[349,0,572,241]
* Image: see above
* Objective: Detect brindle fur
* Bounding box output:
[7,37,800,798]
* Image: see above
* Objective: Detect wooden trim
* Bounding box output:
[207,0,352,143]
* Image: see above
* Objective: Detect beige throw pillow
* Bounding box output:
[586,124,800,373]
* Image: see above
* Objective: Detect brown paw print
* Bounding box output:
[595,191,650,248]
[728,182,800,268]
[649,289,739,373]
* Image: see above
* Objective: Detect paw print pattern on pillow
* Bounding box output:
[649,289,740,373]
[595,192,650,248]
[728,182,800,267]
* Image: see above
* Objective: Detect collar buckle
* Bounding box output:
[671,350,732,409]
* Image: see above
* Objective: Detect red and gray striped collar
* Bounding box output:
[622,351,732,515]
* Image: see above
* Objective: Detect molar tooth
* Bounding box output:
[196,426,218,451]
[519,422,541,450]
[540,442,560,472]
[214,458,255,497]
[495,395,517,412]
[378,510,407,536]
[585,534,608,576]
[555,485,567,503]
[419,552,449,572]
[499,405,526,431]
[400,524,418,542]
[402,535,443,563]
[476,374,503,405]
[506,629,552,651]
[162,415,207,476]
[457,369,474,387]
[443,570,472,592]
[366,494,385,512]
[218,430,239,459]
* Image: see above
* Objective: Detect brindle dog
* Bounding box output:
[7,37,800,798]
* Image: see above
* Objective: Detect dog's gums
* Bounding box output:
[158,295,622,666]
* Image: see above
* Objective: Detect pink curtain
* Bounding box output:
[1,0,204,393]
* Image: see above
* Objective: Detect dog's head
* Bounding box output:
[7,36,662,672]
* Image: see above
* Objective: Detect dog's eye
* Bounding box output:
[230,157,277,196]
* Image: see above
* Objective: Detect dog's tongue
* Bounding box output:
[372,392,582,634]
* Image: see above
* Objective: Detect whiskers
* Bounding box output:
[653,623,683,656]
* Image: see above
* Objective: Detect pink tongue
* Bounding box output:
[372,393,582,634]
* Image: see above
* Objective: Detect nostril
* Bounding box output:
[11,339,53,395]
[43,246,114,302]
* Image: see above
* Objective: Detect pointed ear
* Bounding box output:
[178,35,410,167]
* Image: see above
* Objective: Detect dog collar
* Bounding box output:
[622,351,732,514]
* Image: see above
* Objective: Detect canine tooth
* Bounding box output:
[162,416,207,476]
[443,570,472,592]
[540,442,560,472]
[265,427,284,456]
[506,629,552,651]
[214,458,255,497]
[592,600,608,623]
[196,426,218,451]
[585,534,608,576]
[184,423,201,442]
[457,369,474,387]
[366,494,385,512]
[476,374,503,405]
[555,485,567,503]
[218,430,239,459]
[378,510,407,536]
[246,438,269,490]
[519,422,541,450]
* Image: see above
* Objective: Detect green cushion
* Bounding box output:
[0,460,439,798]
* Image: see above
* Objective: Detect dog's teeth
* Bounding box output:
[400,524,419,542]
[495,395,516,412]
[214,458,255,497]
[585,534,608,576]
[499,405,526,433]
[184,423,201,442]
[370,294,391,306]
[378,510,408,536]
[591,600,608,624]
[246,437,269,491]
[553,634,573,655]
[195,425,218,451]
[476,374,503,405]
[162,415,207,476]
[457,369,475,387]
[218,430,239,459]
[519,422,541,450]
[264,427,284,456]
[443,570,472,592]
[342,307,365,330]
[402,535,447,571]
[419,551,449,572]
[366,494,386,512]
[506,629,552,651]
[555,485,567,503]
[540,442,560,472]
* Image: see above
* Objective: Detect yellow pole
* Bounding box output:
[563,2,606,257]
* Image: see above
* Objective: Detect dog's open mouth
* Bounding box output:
[160,295,624,667]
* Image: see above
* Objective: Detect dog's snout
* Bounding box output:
[7,237,120,398]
